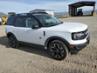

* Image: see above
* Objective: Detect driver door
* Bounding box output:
[23,17,43,44]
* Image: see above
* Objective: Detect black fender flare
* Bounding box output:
[45,36,70,50]
[7,32,16,39]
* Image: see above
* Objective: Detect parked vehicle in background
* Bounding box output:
[6,13,90,60]
[0,18,1,25]
[1,16,8,25]
[30,9,54,16]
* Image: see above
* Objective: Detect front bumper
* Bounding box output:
[69,35,90,54]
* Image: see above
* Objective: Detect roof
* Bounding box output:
[69,1,96,8]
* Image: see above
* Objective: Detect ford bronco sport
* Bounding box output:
[6,13,90,60]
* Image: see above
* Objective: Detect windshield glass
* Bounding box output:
[34,14,62,27]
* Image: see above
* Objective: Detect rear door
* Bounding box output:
[13,16,27,41]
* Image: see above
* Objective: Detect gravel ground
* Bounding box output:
[0,16,97,73]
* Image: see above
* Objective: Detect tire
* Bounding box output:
[8,35,19,48]
[48,40,68,60]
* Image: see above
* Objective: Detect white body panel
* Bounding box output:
[6,22,88,46]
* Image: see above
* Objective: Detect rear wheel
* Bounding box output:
[48,40,68,60]
[8,35,19,48]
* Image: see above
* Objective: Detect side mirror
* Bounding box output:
[32,24,40,29]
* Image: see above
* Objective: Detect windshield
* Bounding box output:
[34,14,62,27]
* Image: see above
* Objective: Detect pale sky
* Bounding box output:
[0,0,97,13]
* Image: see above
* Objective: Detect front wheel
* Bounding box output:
[48,40,68,60]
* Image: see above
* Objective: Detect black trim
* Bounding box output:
[18,41,44,49]
[7,32,15,38]
[45,36,70,49]
[70,41,89,54]
[43,31,46,36]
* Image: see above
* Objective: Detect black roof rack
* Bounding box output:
[9,12,48,17]
[16,12,47,16]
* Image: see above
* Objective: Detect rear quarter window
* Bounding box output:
[7,16,15,26]
[14,17,26,27]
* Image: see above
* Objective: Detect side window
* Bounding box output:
[7,16,15,25]
[15,17,26,27]
[26,17,39,28]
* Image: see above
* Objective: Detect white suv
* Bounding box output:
[6,13,90,60]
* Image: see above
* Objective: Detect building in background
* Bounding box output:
[69,1,96,16]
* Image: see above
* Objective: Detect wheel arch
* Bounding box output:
[7,32,16,38]
[45,36,70,51]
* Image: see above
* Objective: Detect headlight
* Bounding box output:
[72,32,86,40]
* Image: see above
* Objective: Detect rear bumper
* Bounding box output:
[69,35,90,54]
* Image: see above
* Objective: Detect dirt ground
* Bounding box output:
[0,16,97,73]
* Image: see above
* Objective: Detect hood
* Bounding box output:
[47,22,88,32]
